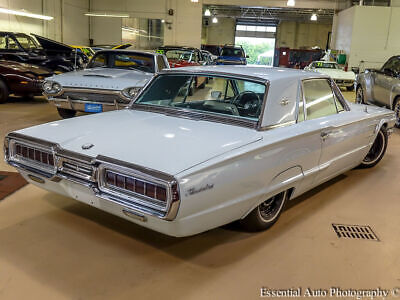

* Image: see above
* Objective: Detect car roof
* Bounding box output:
[160,65,327,82]
[94,49,159,56]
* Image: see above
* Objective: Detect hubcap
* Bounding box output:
[363,131,385,165]
[258,192,285,222]
[356,88,363,104]
[395,102,400,127]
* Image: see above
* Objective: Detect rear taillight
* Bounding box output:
[105,170,168,203]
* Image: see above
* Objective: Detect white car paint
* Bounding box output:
[4,65,396,237]
[305,61,355,87]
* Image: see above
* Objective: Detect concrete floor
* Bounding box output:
[1,93,400,300]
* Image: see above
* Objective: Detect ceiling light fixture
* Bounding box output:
[84,12,130,18]
[212,16,218,23]
[191,0,199,2]
[0,8,53,20]
[287,0,295,7]
[310,13,318,21]
[204,9,211,16]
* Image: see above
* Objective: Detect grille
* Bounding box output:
[15,143,54,166]
[32,80,43,89]
[62,92,129,104]
[332,223,379,241]
[104,170,168,205]
[59,158,95,181]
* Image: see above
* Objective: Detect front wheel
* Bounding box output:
[356,86,365,104]
[358,127,388,169]
[57,107,77,119]
[240,191,288,231]
[393,98,400,128]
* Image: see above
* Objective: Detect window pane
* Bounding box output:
[236,25,246,31]
[256,26,267,32]
[266,26,276,32]
[303,79,337,120]
[136,75,266,121]
[246,26,256,31]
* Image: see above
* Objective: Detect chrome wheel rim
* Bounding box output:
[363,131,385,165]
[356,88,364,104]
[395,102,400,127]
[258,193,285,223]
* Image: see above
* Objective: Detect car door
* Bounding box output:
[302,79,376,185]
[372,57,399,106]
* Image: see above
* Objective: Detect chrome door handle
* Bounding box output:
[321,131,330,140]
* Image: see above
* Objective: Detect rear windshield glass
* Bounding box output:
[135,74,266,121]
[88,52,155,73]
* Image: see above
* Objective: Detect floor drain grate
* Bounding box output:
[332,223,379,241]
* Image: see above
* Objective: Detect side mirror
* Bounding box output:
[211,91,222,99]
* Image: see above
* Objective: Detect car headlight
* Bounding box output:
[43,81,62,94]
[121,87,141,99]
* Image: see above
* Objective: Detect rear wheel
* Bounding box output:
[358,127,388,168]
[393,97,400,128]
[57,107,76,119]
[0,79,9,104]
[356,86,365,104]
[240,191,288,231]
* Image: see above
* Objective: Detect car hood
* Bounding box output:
[48,67,154,90]
[16,110,262,175]
[315,69,356,80]
[32,34,73,54]
[0,60,52,75]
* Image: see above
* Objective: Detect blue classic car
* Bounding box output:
[216,45,247,65]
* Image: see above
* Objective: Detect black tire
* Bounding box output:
[0,79,9,104]
[240,191,288,231]
[393,97,400,128]
[355,86,365,104]
[346,85,354,91]
[57,107,77,119]
[358,127,388,169]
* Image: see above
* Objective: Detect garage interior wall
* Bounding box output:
[0,0,89,45]
[333,5,400,69]
[202,20,332,50]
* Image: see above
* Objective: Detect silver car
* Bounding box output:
[356,55,400,127]
[43,50,169,119]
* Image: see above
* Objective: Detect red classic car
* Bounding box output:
[157,46,206,89]
[0,60,53,103]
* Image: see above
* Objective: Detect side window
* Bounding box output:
[89,54,107,68]
[382,58,397,72]
[303,79,338,120]
[156,55,166,71]
[0,35,6,49]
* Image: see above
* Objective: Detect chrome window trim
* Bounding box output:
[301,77,343,121]
[130,72,268,130]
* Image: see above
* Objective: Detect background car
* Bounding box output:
[356,55,400,127]
[0,32,85,72]
[304,61,356,90]
[5,66,395,237]
[216,44,247,65]
[43,50,169,118]
[70,45,95,60]
[0,60,52,103]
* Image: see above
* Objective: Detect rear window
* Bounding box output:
[221,48,244,57]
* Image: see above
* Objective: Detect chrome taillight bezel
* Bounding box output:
[97,163,174,212]
[8,139,57,174]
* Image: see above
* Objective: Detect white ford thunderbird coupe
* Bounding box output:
[4,66,396,237]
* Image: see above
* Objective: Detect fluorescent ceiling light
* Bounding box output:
[311,13,318,21]
[204,9,211,16]
[191,0,199,2]
[0,8,53,20]
[287,0,295,7]
[84,12,129,18]
[212,17,218,23]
